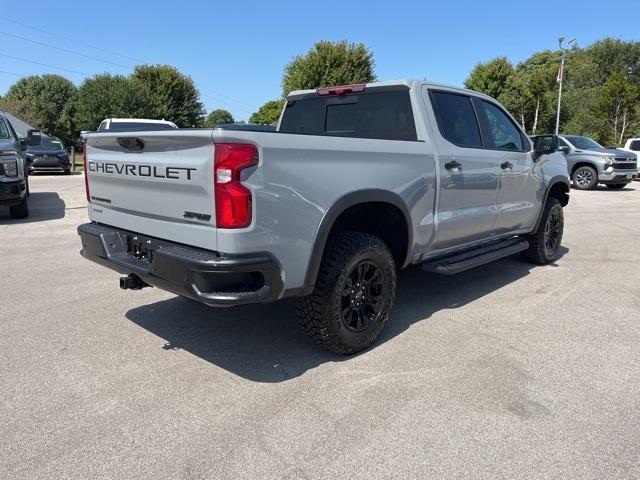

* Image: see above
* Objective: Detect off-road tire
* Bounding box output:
[9,198,29,219]
[522,197,563,265]
[297,231,396,354]
[605,183,626,190]
[572,165,598,190]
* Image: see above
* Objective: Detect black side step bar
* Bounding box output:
[421,238,530,275]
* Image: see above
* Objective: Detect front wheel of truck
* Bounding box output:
[572,165,598,190]
[522,197,563,265]
[297,231,396,355]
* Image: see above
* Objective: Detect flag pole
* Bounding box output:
[555,37,575,135]
[555,53,565,135]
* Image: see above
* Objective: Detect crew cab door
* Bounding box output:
[474,99,542,234]
[424,88,499,250]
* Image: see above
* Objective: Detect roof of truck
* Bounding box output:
[105,118,176,124]
[286,79,494,101]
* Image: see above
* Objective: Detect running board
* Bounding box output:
[421,238,530,275]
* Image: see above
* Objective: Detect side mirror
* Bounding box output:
[533,134,559,160]
[558,145,570,154]
[27,129,41,146]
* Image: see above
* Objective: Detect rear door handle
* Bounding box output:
[501,161,513,170]
[445,161,462,170]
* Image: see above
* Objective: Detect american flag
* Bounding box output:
[557,63,564,83]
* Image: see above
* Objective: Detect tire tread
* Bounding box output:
[296,231,395,354]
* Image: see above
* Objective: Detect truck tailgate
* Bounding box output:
[84,130,217,249]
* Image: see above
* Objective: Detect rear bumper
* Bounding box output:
[0,179,26,206]
[77,222,283,307]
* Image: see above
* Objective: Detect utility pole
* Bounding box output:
[555,36,576,135]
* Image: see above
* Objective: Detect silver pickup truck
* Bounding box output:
[78,80,570,353]
[533,134,638,190]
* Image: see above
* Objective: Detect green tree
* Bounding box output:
[562,87,607,140]
[583,38,640,86]
[71,74,151,132]
[249,100,285,125]
[282,40,376,97]
[3,74,77,144]
[527,68,552,134]
[0,97,40,128]
[498,70,532,130]
[600,70,638,145]
[204,109,234,127]
[132,65,205,127]
[464,56,514,99]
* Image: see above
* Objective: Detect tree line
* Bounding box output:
[0,65,207,147]
[465,38,640,145]
[0,40,376,146]
[1,37,637,147]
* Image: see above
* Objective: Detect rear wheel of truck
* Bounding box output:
[605,183,626,190]
[297,231,396,354]
[572,165,598,190]
[522,197,563,265]
[9,198,29,219]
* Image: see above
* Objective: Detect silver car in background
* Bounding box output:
[548,135,637,190]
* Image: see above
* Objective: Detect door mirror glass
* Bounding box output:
[27,129,41,146]
[533,135,558,160]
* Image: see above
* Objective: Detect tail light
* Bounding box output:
[214,143,258,228]
[82,143,90,203]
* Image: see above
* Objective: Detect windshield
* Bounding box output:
[0,119,9,139]
[564,135,603,150]
[27,138,64,151]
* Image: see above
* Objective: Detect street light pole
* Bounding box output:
[555,37,576,135]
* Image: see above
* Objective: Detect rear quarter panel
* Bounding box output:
[212,130,436,292]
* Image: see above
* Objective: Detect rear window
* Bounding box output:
[629,140,640,151]
[279,91,417,141]
[105,122,176,132]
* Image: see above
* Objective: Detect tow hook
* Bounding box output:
[119,274,149,290]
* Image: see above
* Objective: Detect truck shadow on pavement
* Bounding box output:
[0,192,65,223]
[126,247,567,383]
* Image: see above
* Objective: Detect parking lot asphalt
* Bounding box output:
[1,174,639,479]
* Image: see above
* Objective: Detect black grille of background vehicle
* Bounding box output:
[33,155,61,166]
[612,162,637,170]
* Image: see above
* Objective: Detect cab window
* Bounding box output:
[479,101,525,151]
[429,91,482,148]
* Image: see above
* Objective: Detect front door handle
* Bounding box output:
[445,161,462,170]
[501,161,513,170]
